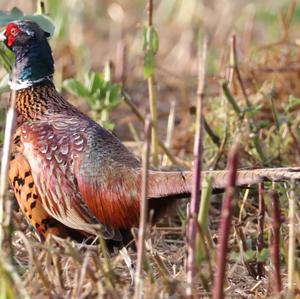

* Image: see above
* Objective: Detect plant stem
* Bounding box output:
[147,0,153,26]
[134,117,151,299]
[230,35,267,164]
[102,61,113,123]
[115,41,126,84]
[235,225,256,277]
[162,100,176,166]
[222,81,243,119]
[287,181,296,299]
[0,47,12,73]
[148,77,159,165]
[147,0,159,166]
[197,177,213,282]
[146,0,159,166]
[186,35,207,297]
[122,92,190,168]
[203,117,221,147]
[266,84,280,131]
[231,35,251,108]
[269,189,282,297]
[37,0,46,14]
[198,177,212,235]
[0,75,17,251]
[0,256,30,299]
[212,144,239,299]
[257,182,265,278]
[0,68,27,299]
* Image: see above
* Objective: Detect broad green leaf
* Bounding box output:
[243,249,256,261]
[110,85,122,106]
[103,122,115,131]
[63,79,91,99]
[0,266,15,299]
[25,14,55,36]
[286,96,300,112]
[0,8,55,36]
[63,70,122,129]
[0,45,14,72]
[85,72,95,93]
[0,73,9,93]
[91,73,103,95]
[0,11,8,17]
[0,14,18,26]
[10,7,23,18]
[243,104,262,115]
[0,7,23,26]
[257,248,269,262]
[257,119,270,129]
[90,72,98,92]
[104,89,111,109]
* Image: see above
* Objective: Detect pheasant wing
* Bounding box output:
[19,117,122,241]
[74,122,193,229]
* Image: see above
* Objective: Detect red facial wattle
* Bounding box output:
[5,23,21,47]
[7,35,16,47]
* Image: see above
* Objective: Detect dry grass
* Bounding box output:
[8,203,283,298]
[0,0,300,298]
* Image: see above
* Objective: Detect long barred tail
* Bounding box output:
[148,167,300,199]
[204,167,300,189]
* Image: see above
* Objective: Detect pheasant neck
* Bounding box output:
[10,38,54,91]
[14,81,79,122]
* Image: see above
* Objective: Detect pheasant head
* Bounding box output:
[2,20,54,89]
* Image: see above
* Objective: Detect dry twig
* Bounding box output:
[212,145,239,299]
[186,35,207,297]
[134,117,151,299]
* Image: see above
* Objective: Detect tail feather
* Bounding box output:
[148,167,300,198]
[148,170,192,198]
[205,167,300,189]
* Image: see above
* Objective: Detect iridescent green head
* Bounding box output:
[1,20,54,89]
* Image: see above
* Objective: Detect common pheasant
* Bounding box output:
[2,20,194,243]
[2,20,300,243]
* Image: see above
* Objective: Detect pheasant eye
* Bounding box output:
[10,28,17,35]
[9,25,20,36]
[6,24,20,36]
